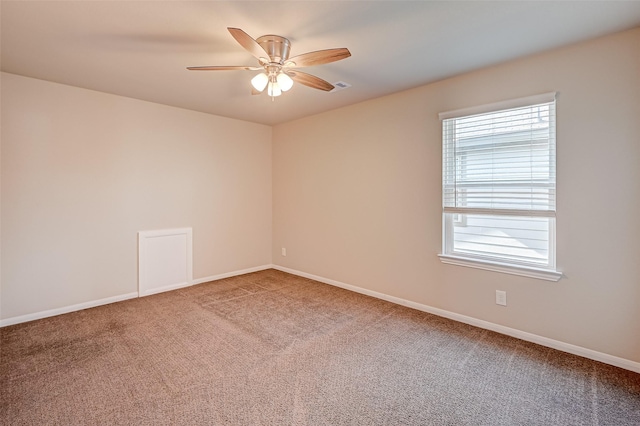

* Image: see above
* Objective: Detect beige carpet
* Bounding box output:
[1,269,639,425]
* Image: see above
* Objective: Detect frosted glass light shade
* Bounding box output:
[251,73,268,92]
[267,81,282,97]
[277,73,294,92]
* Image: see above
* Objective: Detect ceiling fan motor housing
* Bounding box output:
[256,35,291,64]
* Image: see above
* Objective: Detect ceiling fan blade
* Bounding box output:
[286,48,351,68]
[187,66,261,71]
[288,71,334,92]
[251,88,263,95]
[227,27,270,62]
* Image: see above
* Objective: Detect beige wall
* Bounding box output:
[1,73,272,319]
[272,28,640,362]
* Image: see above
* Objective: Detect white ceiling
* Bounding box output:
[2,1,640,125]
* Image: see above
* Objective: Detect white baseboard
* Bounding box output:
[272,264,640,374]
[140,281,192,297]
[191,264,273,286]
[0,292,139,327]
[0,264,273,327]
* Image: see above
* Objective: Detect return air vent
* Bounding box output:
[138,228,193,297]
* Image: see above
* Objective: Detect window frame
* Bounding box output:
[438,93,562,281]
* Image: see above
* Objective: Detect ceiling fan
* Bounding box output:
[187,27,351,98]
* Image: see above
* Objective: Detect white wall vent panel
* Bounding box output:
[138,228,193,297]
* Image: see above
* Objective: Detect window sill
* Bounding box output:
[438,254,562,282]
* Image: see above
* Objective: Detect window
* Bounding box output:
[438,93,561,281]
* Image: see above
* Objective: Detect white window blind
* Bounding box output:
[440,93,558,275]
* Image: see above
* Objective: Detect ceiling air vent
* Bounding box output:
[331,81,351,92]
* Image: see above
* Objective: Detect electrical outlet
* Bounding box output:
[281,247,286,257]
[496,290,507,306]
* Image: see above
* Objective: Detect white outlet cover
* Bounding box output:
[496,290,507,306]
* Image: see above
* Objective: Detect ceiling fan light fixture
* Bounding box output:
[251,73,269,92]
[267,80,282,97]
[277,72,294,92]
